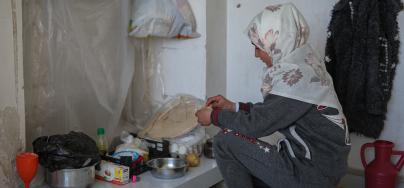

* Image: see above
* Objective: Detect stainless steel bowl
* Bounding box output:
[146,158,188,179]
[46,166,95,188]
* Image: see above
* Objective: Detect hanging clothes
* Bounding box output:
[325,0,401,138]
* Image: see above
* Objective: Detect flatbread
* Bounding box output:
[139,96,201,139]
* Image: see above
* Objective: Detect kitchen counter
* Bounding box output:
[36,157,223,188]
[94,156,222,188]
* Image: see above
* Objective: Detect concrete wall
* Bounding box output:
[0,0,25,187]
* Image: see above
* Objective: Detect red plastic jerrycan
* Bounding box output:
[361,140,404,188]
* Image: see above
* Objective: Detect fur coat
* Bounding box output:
[325,0,401,138]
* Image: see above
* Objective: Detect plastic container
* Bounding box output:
[361,140,404,188]
[169,126,205,159]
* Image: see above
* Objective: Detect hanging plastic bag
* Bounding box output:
[128,0,200,38]
[120,39,168,133]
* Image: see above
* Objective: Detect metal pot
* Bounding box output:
[46,166,95,188]
[204,138,214,158]
[146,158,188,179]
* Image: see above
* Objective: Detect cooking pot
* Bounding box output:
[46,166,95,188]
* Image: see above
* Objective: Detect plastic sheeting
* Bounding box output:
[23,0,135,147]
[23,0,202,149]
[120,38,168,133]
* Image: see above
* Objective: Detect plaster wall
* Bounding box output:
[0,0,25,187]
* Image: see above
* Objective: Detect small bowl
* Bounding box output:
[146,158,188,179]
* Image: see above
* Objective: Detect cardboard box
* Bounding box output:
[95,160,130,185]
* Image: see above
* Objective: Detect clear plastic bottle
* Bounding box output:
[97,128,108,155]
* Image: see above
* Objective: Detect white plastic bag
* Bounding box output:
[113,131,149,160]
[129,0,200,38]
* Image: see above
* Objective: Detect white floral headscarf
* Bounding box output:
[247,3,309,65]
[246,3,350,144]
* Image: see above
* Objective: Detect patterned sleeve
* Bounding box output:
[211,94,313,138]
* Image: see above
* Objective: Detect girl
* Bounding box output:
[196,3,351,188]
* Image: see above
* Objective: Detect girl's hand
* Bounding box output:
[195,106,213,126]
[206,95,236,112]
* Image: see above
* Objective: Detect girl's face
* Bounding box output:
[254,45,273,67]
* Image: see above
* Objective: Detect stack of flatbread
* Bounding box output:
[138,96,203,140]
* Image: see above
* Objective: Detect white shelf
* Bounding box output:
[93,156,222,188]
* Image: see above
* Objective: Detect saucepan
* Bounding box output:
[46,166,95,188]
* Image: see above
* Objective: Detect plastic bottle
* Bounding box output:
[97,128,108,155]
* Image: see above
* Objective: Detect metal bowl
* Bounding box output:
[46,166,95,188]
[146,158,188,179]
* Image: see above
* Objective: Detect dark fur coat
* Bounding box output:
[325,0,401,138]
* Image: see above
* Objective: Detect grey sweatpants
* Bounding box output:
[213,131,334,188]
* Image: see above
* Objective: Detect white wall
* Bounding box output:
[155,0,207,100]
[0,0,25,187]
[206,0,227,98]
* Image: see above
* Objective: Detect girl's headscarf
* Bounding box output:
[246,3,349,144]
[247,3,309,65]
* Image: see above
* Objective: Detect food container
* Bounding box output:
[169,126,206,159]
[204,138,214,158]
[95,160,130,185]
[146,158,188,179]
[46,166,95,188]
